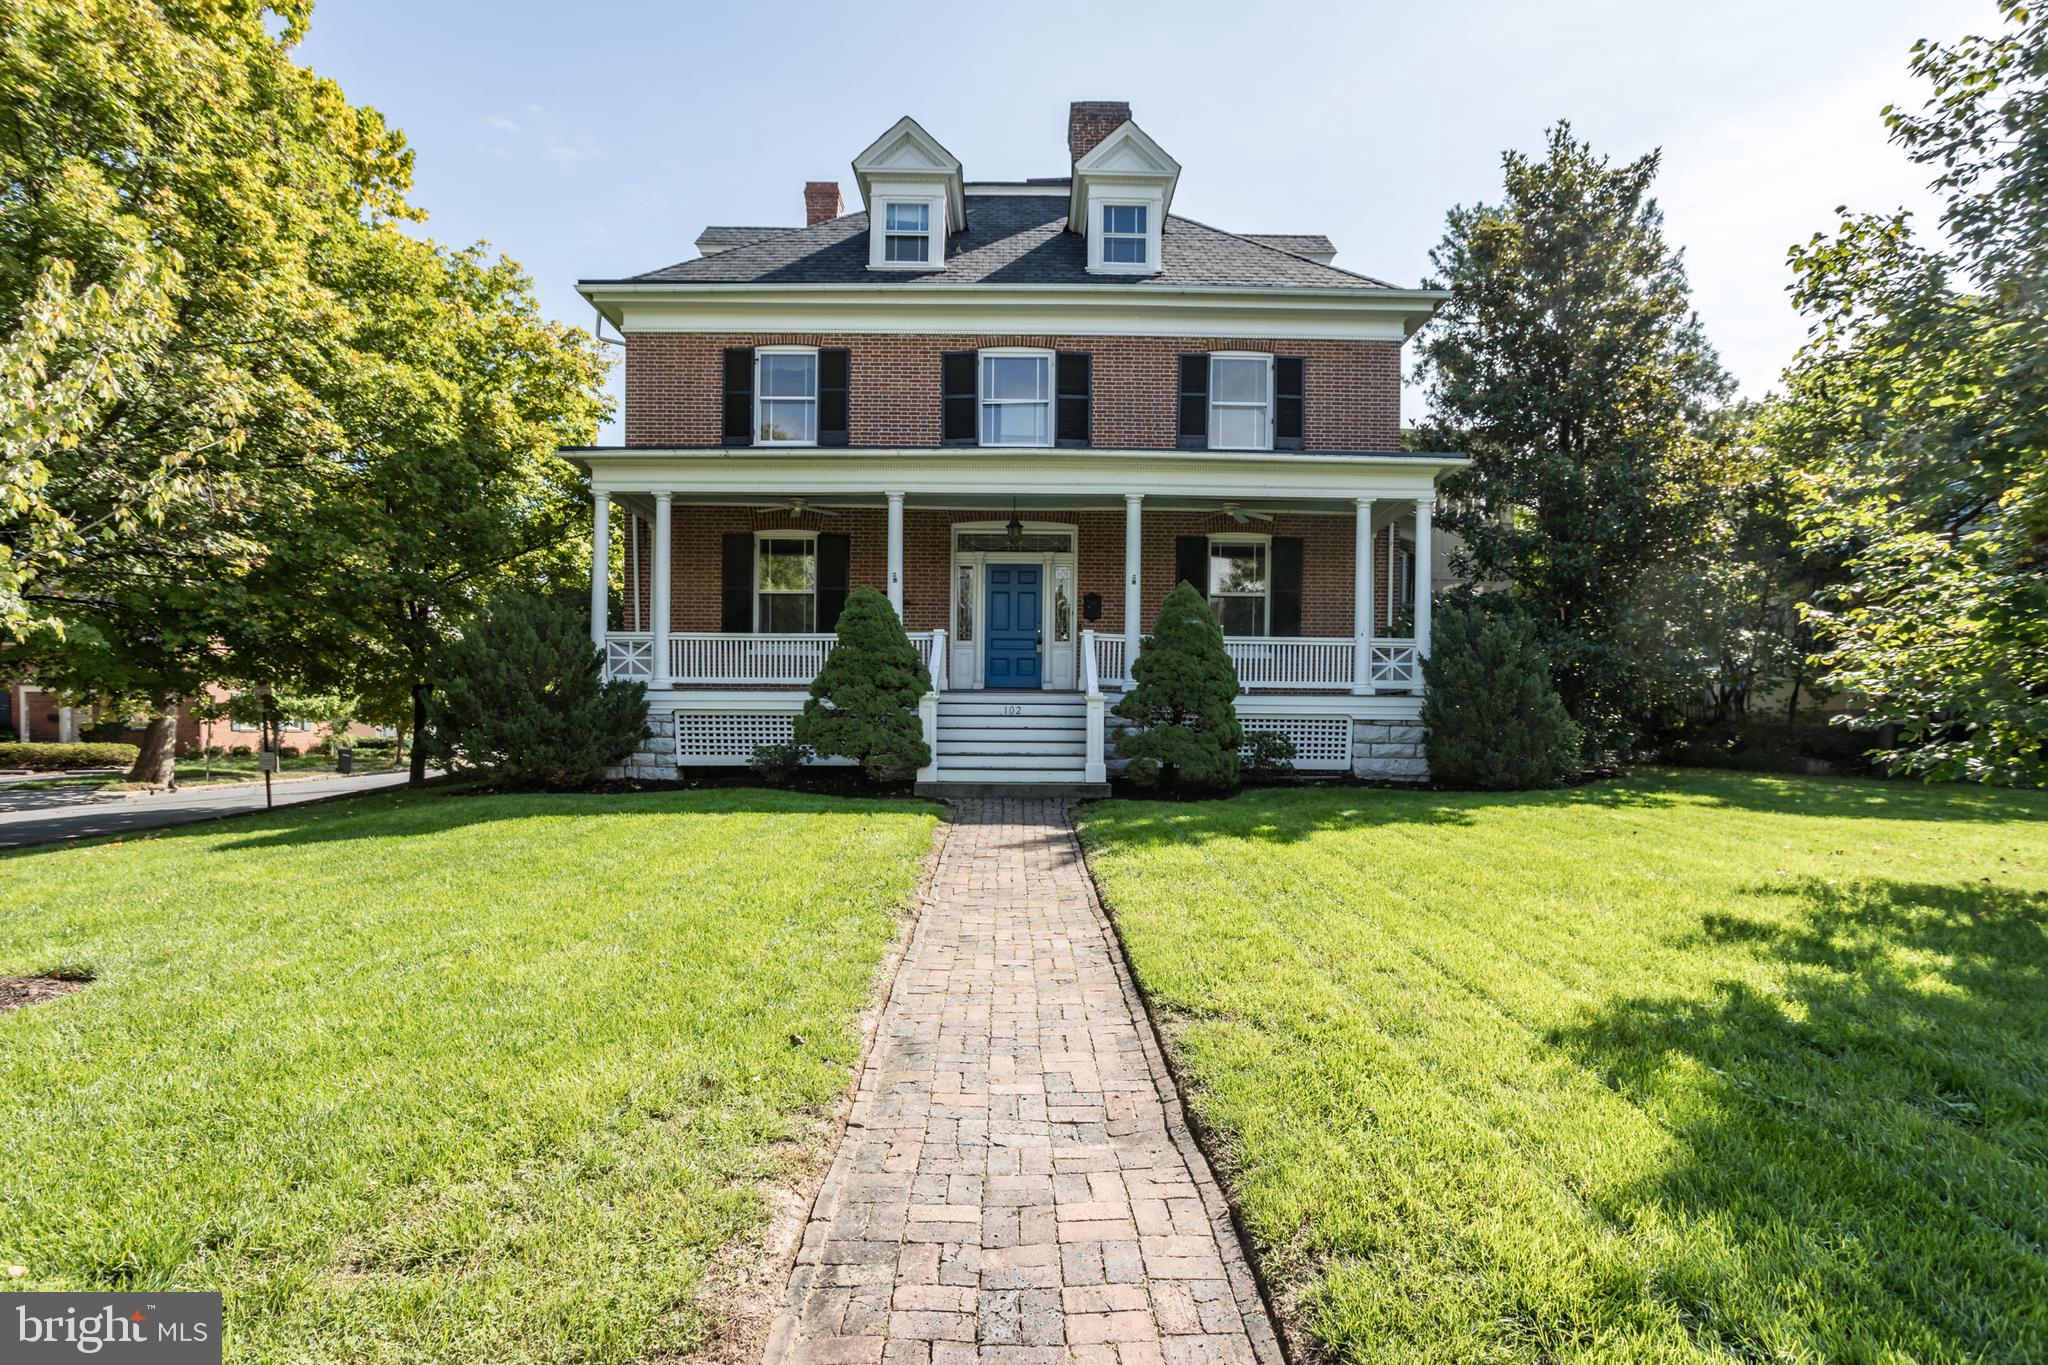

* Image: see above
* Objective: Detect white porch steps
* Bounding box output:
[919,691,1108,797]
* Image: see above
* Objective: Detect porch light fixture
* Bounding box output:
[1005,501,1024,550]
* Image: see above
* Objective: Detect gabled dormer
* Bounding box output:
[1067,105,1180,277]
[852,116,965,272]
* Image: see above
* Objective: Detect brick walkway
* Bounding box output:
[766,799,1282,1365]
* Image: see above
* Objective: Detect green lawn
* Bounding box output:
[0,788,937,1362]
[1078,771,2048,1363]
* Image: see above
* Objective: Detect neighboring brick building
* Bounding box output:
[569,102,1462,789]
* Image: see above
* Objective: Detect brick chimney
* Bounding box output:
[804,181,843,226]
[1067,101,1131,163]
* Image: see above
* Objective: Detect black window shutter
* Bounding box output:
[941,351,977,445]
[1056,352,1092,447]
[1271,536,1303,636]
[818,348,850,446]
[1175,535,1209,594]
[1176,354,1208,449]
[721,532,753,632]
[816,532,851,631]
[1275,357,1305,451]
[721,348,754,445]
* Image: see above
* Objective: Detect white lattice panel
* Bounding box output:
[1241,716,1352,770]
[676,713,795,764]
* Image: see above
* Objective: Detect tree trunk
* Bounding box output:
[408,683,429,786]
[126,710,179,789]
[1785,677,1801,724]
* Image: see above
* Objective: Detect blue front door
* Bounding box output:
[984,564,1042,688]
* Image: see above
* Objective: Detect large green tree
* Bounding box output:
[1416,123,1733,756]
[1,2,609,787]
[0,0,415,781]
[1766,2,2048,787]
[308,229,611,786]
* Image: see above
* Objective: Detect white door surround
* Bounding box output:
[948,521,1079,692]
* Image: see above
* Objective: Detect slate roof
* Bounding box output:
[1241,233,1337,261]
[610,194,1398,290]
[693,225,794,252]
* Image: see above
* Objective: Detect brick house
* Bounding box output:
[569,102,1462,791]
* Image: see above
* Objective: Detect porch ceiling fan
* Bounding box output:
[1208,501,1274,524]
[750,497,840,517]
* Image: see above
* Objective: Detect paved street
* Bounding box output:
[0,770,416,851]
[766,799,1282,1365]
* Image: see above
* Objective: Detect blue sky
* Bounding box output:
[297,0,1972,436]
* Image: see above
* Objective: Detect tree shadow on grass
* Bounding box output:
[0,786,937,862]
[1084,770,2046,855]
[1550,874,2048,1360]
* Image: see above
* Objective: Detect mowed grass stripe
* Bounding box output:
[0,788,938,1364]
[1080,772,2048,1363]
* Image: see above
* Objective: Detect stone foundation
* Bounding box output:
[1353,720,1427,782]
[613,708,679,781]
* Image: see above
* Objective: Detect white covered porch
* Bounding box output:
[569,445,1458,782]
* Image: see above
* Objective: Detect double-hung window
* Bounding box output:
[883,202,932,263]
[755,349,817,445]
[756,535,818,631]
[1209,355,1273,451]
[1101,204,1147,264]
[979,351,1052,447]
[1208,539,1269,636]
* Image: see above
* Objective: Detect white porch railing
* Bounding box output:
[604,633,655,683]
[1090,633,1423,695]
[1367,641,1423,691]
[604,630,939,687]
[1226,637,1356,691]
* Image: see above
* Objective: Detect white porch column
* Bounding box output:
[1415,495,1435,656]
[1353,497,1375,696]
[651,493,673,688]
[886,490,906,618]
[1123,493,1143,666]
[589,490,610,650]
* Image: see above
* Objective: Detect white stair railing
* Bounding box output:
[1081,628,1106,784]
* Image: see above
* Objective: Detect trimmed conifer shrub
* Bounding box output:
[1114,580,1243,790]
[794,587,932,781]
[1421,595,1581,789]
[426,591,648,788]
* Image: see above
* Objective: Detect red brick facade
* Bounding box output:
[622,332,1403,452]
[615,505,1414,640]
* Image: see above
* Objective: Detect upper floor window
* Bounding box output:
[1208,538,1269,635]
[979,351,1053,447]
[756,348,817,445]
[883,202,932,263]
[1102,205,1148,264]
[1209,354,1273,451]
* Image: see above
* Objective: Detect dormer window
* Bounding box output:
[1101,205,1148,264]
[883,202,932,263]
[853,116,964,272]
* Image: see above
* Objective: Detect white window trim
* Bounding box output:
[868,194,944,271]
[753,530,821,632]
[976,348,1055,449]
[1206,532,1273,638]
[1085,193,1164,276]
[880,200,934,265]
[1208,352,1275,452]
[1098,202,1150,268]
[754,346,819,448]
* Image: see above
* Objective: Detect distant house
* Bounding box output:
[3,680,379,753]
[567,101,1463,790]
